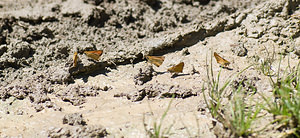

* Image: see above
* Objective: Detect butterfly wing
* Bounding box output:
[73,52,78,67]
[167,62,184,73]
[84,50,103,61]
[146,56,165,67]
[214,52,230,66]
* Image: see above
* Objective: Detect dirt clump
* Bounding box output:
[230,43,248,57]
[231,75,260,94]
[117,83,198,102]
[48,125,108,138]
[63,113,87,126]
[0,74,51,101]
[55,84,108,106]
[133,65,155,85]
[87,7,110,27]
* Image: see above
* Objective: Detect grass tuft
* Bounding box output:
[203,51,261,137]
[143,96,175,138]
[261,62,300,137]
[228,85,262,137]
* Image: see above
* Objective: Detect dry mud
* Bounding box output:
[0,0,299,137]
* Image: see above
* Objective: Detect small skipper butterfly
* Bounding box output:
[167,62,184,73]
[73,52,78,67]
[84,50,103,61]
[146,56,165,67]
[214,52,230,67]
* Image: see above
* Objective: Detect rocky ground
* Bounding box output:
[0,0,299,137]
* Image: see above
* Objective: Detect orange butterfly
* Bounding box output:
[73,52,78,67]
[167,62,184,73]
[214,52,230,67]
[146,56,165,67]
[84,50,103,61]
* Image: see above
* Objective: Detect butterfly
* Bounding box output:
[167,62,184,73]
[214,52,230,67]
[146,56,165,67]
[73,52,78,67]
[84,50,103,61]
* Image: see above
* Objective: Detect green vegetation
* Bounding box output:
[143,97,175,138]
[255,42,300,137]
[261,62,300,137]
[142,50,300,137]
[203,52,262,137]
[203,53,231,122]
[229,85,262,137]
[257,45,276,76]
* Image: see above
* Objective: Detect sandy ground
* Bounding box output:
[0,0,299,137]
